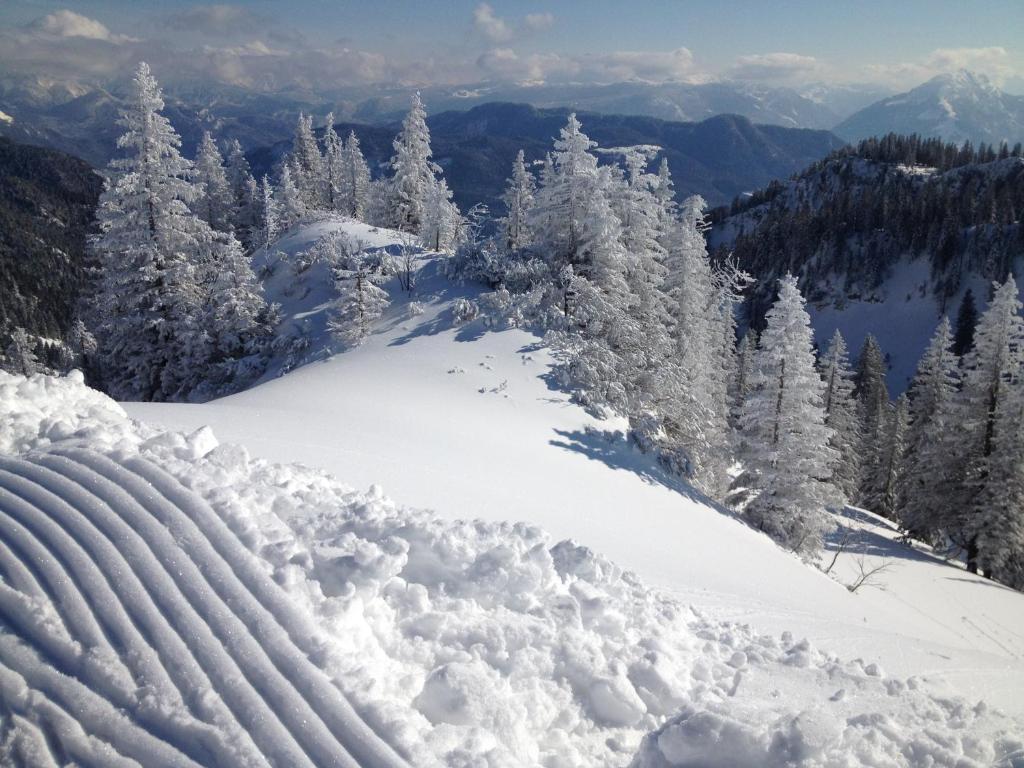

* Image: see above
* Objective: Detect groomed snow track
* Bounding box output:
[0,447,411,768]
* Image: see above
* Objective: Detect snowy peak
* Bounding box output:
[835,70,1024,146]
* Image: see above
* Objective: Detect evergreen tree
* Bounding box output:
[225,139,258,247]
[290,112,325,209]
[500,149,535,251]
[329,254,390,346]
[339,131,371,220]
[818,330,862,500]
[277,164,305,230]
[960,276,1024,572]
[875,394,909,519]
[3,327,39,375]
[974,380,1024,588]
[737,275,840,556]
[193,131,233,233]
[387,92,439,232]
[259,175,280,248]
[529,114,602,270]
[322,114,343,211]
[953,288,979,357]
[899,317,961,541]
[420,178,461,252]
[68,318,97,372]
[732,329,758,422]
[659,196,733,495]
[91,62,210,401]
[854,334,891,511]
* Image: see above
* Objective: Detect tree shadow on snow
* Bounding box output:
[547,427,734,516]
[826,511,953,566]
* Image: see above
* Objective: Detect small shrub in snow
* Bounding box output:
[451,298,479,324]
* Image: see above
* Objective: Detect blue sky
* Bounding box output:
[1,1,1022,92]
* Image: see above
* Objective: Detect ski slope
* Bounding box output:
[3,217,1023,765]
[130,218,1024,714]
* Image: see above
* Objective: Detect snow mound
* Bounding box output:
[3,370,1022,766]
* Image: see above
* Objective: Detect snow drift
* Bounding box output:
[2,370,1022,767]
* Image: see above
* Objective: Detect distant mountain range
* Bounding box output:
[249,102,846,211]
[836,71,1024,147]
[3,70,1020,172]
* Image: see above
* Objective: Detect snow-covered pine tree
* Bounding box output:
[854,334,891,510]
[552,165,642,415]
[277,164,306,231]
[875,393,909,519]
[290,112,325,209]
[529,114,601,271]
[953,288,979,357]
[737,274,840,555]
[387,92,439,233]
[339,131,371,220]
[193,131,233,233]
[653,157,676,226]
[225,139,259,247]
[657,196,733,495]
[500,149,535,252]
[204,233,269,385]
[974,378,1024,588]
[3,327,39,375]
[258,175,280,248]
[960,276,1024,572]
[899,317,961,542]
[322,114,343,212]
[420,178,462,252]
[329,253,390,346]
[91,62,211,401]
[68,318,97,372]
[732,329,758,423]
[818,330,862,500]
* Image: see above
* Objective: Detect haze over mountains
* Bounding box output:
[2,69,1021,173]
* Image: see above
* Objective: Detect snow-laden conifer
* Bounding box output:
[899,317,960,541]
[737,275,840,555]
[500,149,535,251]
[330,253,390,346]
[3,327,39,376]
[960,276,1024,571]
[819,330,862,500]
[340,131,371,219]
[387,93,439,232]
[193,131,233,233]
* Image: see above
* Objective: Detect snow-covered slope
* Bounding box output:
[835,70,1024,146]
[128,218,1024,713]
[5,217,1023,765]
[2,373,1021,766]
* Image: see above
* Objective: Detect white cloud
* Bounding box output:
[523,13,555,33]
[473,3,513,43]
[30,10,134,44]
[865,47,1021,88]
[168,4,266,37]
[573,48,699,84]
[472,4,555,44]
[476,46,701,85]
[729,52,822,82]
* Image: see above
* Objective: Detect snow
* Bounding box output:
[4,217,1024,765]
[4,368,1023,766]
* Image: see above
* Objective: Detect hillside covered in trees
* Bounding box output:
[709,133,1024,329]
[0,136,101,366]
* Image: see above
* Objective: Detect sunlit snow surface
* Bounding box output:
[2,217,1021,765]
